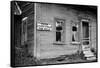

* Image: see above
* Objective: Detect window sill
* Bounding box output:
[53,42,66,45]
[71,42,81,45]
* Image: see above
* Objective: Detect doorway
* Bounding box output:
[81,20,90,46]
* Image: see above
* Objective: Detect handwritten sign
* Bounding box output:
[37,23,52,31]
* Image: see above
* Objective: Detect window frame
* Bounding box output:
[21,17,28,45]
[54,18,66,44]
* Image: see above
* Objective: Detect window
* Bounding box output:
[82,21,89,39]
[21,17,28,45]
[56,22,62,41]
[72,25,77,42]
[55,19,65,43]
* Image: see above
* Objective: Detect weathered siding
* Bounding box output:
[21,3,34,56]
[35,3,97,59]
[91,17,97,50]
[27,14,34,55]
[14,15,22,47]
[36,3,79,59]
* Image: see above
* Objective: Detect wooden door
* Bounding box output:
[81,19,90,51]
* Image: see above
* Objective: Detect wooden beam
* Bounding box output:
[33,3,37,58]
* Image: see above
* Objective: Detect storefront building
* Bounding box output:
[32,3,97,60]
[12,1,97,63]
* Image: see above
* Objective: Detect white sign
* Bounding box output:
[37,23,52,31]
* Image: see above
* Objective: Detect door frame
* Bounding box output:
[80,19,91,50]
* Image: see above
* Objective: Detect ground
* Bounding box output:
[15,46,97,67]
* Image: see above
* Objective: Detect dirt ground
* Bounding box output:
[14,47,97,66]
[38,52,97,65]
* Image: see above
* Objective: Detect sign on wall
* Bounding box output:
[37,23,52,31]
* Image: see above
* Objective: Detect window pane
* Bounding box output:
[82,21,89,38]
[56,32,61,41]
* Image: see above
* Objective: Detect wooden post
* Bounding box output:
[34,3,37,58]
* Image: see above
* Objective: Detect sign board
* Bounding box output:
[37,23,52,31]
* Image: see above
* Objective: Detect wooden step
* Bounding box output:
[83,50,91,52]
[86,56,96,60]
[84,54,94,57]
[83,50,95,57]
[82,46,91,51]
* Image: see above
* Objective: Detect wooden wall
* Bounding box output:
[35,3,97,59]
[21,2,34,56]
